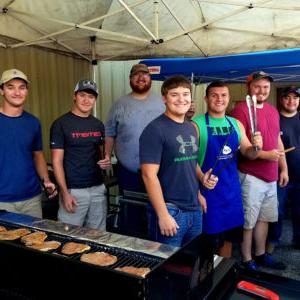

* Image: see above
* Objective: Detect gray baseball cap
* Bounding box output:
[74,79,98,96]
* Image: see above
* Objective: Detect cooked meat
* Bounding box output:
[114,266,151,278]
[61,242,91,255]
[0,228,31,240]
[21,231,47,246]
[28,241,61,252]
[0,225,7,232]
[80,251,118,266]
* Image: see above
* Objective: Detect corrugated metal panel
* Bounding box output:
[0,47,90,161]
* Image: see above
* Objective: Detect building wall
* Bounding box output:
[0,47,90,161]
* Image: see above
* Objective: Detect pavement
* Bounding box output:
[233,218,300,281]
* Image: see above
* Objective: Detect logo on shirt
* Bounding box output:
[71,131,102,139]
[176,135,198,154]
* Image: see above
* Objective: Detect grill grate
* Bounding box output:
[0,220,162,272]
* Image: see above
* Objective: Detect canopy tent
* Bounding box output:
[140,47,300,83]
[1,1,300,61]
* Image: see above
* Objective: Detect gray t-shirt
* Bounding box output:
[105,93,165,172]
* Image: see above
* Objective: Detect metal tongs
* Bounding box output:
[246,95,259,151]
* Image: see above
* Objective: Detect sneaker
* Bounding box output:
[254,253,286,270]
[242,260,259,271]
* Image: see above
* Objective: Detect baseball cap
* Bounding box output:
[130,64,150,77]
[0,69,29,85]
[246,71,273,84]
[281,87,300,98]
[74,79,98,96]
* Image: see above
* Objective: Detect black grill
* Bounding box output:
[0,219,162,272]
[0,211,217,300]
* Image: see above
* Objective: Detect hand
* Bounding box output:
[97,155,111,170]
[43,181,58,199]
[202,168,218,189]
[278,170,289,187]
[267,149,284,161]
[252,131,263,150]
[198,191,207,213]
[158,214,179,237]
[62,192,78,213]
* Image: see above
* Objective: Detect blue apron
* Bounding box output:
[201,113,244,234]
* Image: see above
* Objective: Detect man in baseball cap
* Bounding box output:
[74,79,98,97]
[246,71,273,85]
[50,78,110,230]
[0,68,56,217]
[0,68,29,86]
[231,70,288,271]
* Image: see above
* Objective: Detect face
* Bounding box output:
[130,71,152,93]
[0,79,28,108]
[185,101,196,119]
[281,92,299,114]
[73,91,96,114]
[205,86,230,116]
[163,86,191,117]
[248,78,271,103]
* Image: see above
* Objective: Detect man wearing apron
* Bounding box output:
[193,81,262,257]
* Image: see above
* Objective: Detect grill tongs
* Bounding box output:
[246,95,259,151]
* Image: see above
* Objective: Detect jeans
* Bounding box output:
[147,203,202,247]
[268,182,300,245]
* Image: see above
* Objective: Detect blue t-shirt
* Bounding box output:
[280,112,300,181]
[0,111,42,202]
[139,114,200,210]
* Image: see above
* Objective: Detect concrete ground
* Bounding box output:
[233,218,300,281]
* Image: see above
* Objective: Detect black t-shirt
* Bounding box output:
[139,114,200,210]
[280,112,300,181]
[50,112,105,188]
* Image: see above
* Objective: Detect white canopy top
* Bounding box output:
[1,0,300,61]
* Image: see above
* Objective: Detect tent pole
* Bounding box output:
[118,0,158,42]
[90,36,98,118]
[154,1,159,39]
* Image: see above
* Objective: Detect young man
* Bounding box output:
[0,69,57,218]
[139,75,217,247]
[268,87,300,250]
[105,63,165,237]
[193,81,262,257]
[50,80,110,230]
[105,63,165,192]
[231,71,288,270]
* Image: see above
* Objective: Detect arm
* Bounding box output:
[278,135,289,187]
[33,151,57,198]
[255,133,285,162]
[141,163,179,237]
[237,120,262,160]
[51,149,78,213]
[104,136,115,161]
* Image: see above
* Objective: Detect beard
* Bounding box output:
[130,80,152,94]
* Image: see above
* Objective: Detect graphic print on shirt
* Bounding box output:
[174,135,198,162]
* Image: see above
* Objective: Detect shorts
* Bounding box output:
[58,184,107,230]
[0,194,43,218]
[202,225,244,250]
[238,171,278,229]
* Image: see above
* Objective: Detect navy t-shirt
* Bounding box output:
[280,112,300,181]
[139,114,200,210]
[50,112,105,188]
[0,111,42,202]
